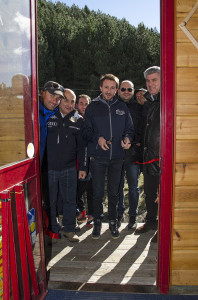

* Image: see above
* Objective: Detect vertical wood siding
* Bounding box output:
[172,0,198,286]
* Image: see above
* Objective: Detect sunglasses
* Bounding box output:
[120,87,133,92]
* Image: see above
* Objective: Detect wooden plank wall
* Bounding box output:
[172,0,198,286]
[0,74,26,166]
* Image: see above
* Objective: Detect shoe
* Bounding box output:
[92,219,102,239]
[128,217,137,230]
[74,218,81,232]
[135,222,157,234]
[77,210,87,223]
[58,214,63,228]
[109,220,120,239]
[151,231,158,243]
[86,215,94,228]
[117,216,123,228]
[75,224,81,232]
[63,232,79,242]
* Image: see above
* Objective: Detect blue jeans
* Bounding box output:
[48,167,77,233]
[90,158,123,221]
[118,163,140,218]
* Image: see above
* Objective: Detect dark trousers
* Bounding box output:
[90,157,123,221]
[77,179,94,215]
[48,167,77,233]
[144,173,159,223]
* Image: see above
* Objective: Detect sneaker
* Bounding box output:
[109,220,120,239]
[75,224,81,232]
[63,232,79,242]
[77,210,87,223]
[92,219,102,239]
[128,217,137,230]
[135,222,157,234]
[151,231,158,243]
[58,214,63,228]
[117,216,123,228]
[86,215,94,228]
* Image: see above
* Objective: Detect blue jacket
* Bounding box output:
[39,101,57,164]
[83,94,134,160]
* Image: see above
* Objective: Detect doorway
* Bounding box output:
[42,0,174,294]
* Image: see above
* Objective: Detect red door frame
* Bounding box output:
[0,0,175,295]
[0,0,47,297]
[0,4,40,197]
[158,0,175,293]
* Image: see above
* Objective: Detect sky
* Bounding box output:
[50,0,160,32]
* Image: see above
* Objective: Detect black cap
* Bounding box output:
[43,81,64,98]
[134,88,147,99]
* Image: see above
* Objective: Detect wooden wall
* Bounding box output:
[171,0,198,286]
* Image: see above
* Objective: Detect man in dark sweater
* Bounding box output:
[46,88,87,242]
[118,80,144,230]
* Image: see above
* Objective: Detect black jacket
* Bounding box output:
[46,109,87,171]
[143,92,160,175]
[119,97,144,163]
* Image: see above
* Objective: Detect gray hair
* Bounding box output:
[144,66,160,79]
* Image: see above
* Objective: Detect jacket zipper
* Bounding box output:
[108,105,112,160]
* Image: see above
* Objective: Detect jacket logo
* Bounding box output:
[70,111,82,123]
[50,115,58,119]
[116,109,125,115]
[47,121,58,127]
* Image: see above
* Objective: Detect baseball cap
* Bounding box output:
[43,81,64,98]
[134,88,147,97]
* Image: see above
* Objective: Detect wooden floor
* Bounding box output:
[45,222,158,293]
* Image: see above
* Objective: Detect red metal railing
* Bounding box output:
[0,186,39,300]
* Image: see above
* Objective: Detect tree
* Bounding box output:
[37,0,160,95]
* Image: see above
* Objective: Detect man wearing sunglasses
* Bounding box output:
[118,80,144,230]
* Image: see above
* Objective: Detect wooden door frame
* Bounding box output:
[158,0,175,293]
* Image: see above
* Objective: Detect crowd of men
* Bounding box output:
[39,66,161,243]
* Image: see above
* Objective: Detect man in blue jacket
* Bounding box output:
[39,81,64,239]
[83,74,134,239]
[39,81,64,163]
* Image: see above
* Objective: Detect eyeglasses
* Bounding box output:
[120,87,133,92]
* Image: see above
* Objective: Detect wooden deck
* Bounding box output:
[45,222,158,293]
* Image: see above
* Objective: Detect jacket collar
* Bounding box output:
[98,93,118,105]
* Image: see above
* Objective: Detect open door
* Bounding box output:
[0,0,47,298]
